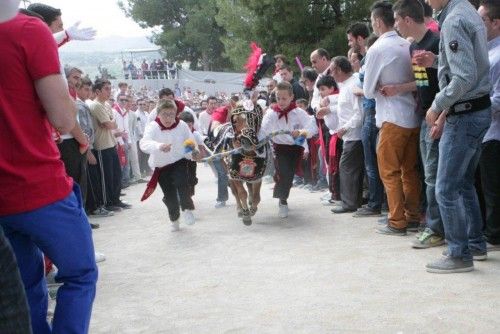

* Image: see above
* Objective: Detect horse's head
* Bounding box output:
[230,103,263,153]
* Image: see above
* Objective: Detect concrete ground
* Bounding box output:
[89,165,500,333]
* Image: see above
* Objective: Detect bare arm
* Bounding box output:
[35,74,76,133]
[101,121,118,130]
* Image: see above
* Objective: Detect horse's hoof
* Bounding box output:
[237,209,243,218]
[250,207,257,216]
[242,209,252,226]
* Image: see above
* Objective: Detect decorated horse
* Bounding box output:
[202,43,275,226]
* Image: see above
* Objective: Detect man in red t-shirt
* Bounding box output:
[0,12,97,334]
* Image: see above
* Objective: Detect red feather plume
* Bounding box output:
[244,42,263,90]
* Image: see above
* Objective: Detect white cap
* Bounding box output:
[0,0,20,23]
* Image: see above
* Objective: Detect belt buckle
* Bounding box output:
[454,102,472,113]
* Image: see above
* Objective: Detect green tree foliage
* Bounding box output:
[120,0,375,72]
[118,0,231,71]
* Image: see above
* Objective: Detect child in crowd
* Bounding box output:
[140,100,199,231]
[315,75,342,205]
[259,81,317,218]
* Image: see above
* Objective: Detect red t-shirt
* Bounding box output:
[0,14,73,215]
[211,106,230,124]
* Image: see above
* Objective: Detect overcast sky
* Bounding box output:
[22,0,151,37]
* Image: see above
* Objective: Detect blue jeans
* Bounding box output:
[361,110,384,210]
[0,184,98,334]
[213,160,228,202]
[436,109,491,260]
[420,120,444,236]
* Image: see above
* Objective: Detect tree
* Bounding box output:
[118,0,231,71]
[216,0,373,72]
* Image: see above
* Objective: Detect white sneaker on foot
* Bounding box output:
[215,201,226,209]
[184,210,195,225]
[95,252,106,263]
[278,204,288,218]
[171,220,180,232]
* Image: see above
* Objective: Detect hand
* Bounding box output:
[79,144,89,154]
[192,150,201,162]
[425,108,439,127]
[316,107,330,119]
[429,124,443,140]
[320,96,330,108]
[337,128,346,139]
[291,130,300,138]
[302,151,309,160]
[160,143,172,152]
[122,131,129,141]
[414,51,435,68]
[114,130,123,137]
[379,85,399,97]
[87,150,97,165]
[66,22,96,41]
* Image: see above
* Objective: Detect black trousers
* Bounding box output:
[480,140,500,244]
[273,144,303,200]
[158,159,195,222]
[85,161,103,212]
[94,147,122,206]
[58,138,87,205]
[339,140,365,210]
[0,227,31,334]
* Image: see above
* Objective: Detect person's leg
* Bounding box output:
[1,184,97,333]
[110,147,123,205]
[121,145,131,185]
[420,121,444,236]
[436,110,490,260]
[213,160,228,203]
[129,141,142,180]
[172,160,195,211]
[273,148,300,201]
[98,148,114,206]
[0,226,32,334]
[377,122,410,229]
[401,127,421,223]
[480,140,500,245]
[362,111,383,211]
[158,168,181,221]
[339,141,364,210]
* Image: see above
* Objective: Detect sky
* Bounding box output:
[21,0,151,37]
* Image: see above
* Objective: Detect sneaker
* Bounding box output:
[115,201,132,209]
[90,207,114,218]
[184,210,195,225]
[278,203,289,218]
[215,201,226,209]
[442,248,487,261]
[105,205,122,212]
[320,192,332,201]
[171,220,180,232]
[331,205,355,214]
[426,256,474,274]
[376,225,407,236]
[95,252,106,263]
[353,207,382,217]
[412,228,445,249]
[407,221,421,232]
[322,199,341,206]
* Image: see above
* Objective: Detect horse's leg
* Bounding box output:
[234,181,252,225]
[249,181,262,216]
[246,182,253,208]
[229,180,243,217]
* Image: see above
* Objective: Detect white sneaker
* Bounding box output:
[95,252,106,263]
[320,192,332,200]
[184,210,195,225]
[215,201,226,209]
[171,220,180,232]
[278,204,289,218]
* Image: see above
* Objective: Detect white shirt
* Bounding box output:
[139,120,196,168]
[335,75,363,141]
[135,109,149,139]
[198,110,213,136]
[484,36,500,143]
[363,30,420,129]
[324,94,339,134]
[259,107,318,147]
[113,106,130,145]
